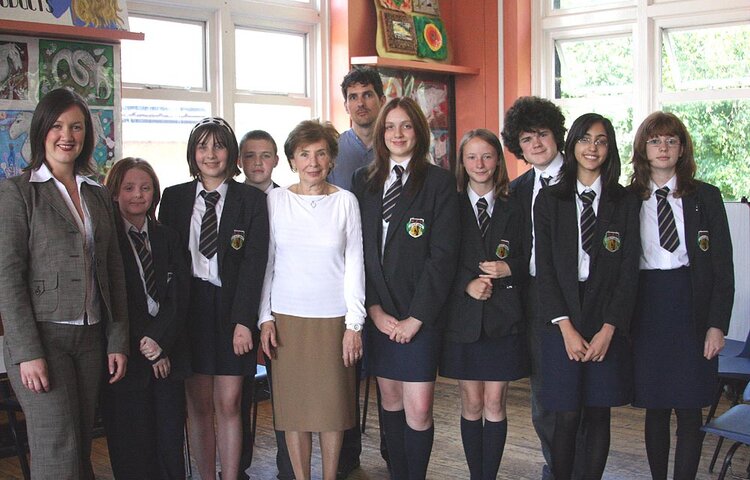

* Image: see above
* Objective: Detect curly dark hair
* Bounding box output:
[501,96,566,161]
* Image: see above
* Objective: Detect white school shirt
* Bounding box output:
[188,181,228,286]
[30,162,101,325]
[529,153,564,277]
[639,176,690,270]
[550,177,602,325]
[122,218,160,316]
[381,158,412,255]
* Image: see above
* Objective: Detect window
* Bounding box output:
[121,1,326,190]
[535,1,750,199]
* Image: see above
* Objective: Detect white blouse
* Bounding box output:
[258,187,366,327]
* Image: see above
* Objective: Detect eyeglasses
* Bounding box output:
[646,138,681,148]
[577,137,609,148]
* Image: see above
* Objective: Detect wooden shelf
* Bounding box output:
[0,20,144,43]
[350,56,479,76]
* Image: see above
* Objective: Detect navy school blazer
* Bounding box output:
[636,181,734,336]
[352,164,460,329]
[113,220,191,391]
[443,191,528,343]
[158,179,269,332]
[534,183,641,338]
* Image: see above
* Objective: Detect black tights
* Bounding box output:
[645,408,703,480]
[551,406,610,480]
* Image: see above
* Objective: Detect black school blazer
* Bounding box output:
[113,220,191,391]
[637,181,734,335]
[443,191,528,343]
[509,168,536,276]
[534,183,641,337]
[353,164,459,329]
[158,179,269,332]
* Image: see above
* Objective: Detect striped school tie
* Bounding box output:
[199,190,221,258]
[656,187,680,252]
[579,190,597,255]
[382,165,404,223]
[128,229,158,301]
[540,175,551,188]
[476,197,490,238]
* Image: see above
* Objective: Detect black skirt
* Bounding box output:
[632,268,717,409]
[366,322,440,382]
[187,278,256,376]
[440,333,529,382]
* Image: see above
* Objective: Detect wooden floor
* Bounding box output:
[0,378,747,479]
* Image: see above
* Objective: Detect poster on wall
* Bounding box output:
[39,39,115,107]
[0,0,130,30]
[0,35,122,180]
[379,68,452,171]
[0,41,30,100]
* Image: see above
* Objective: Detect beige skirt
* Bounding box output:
[271,313,356,432]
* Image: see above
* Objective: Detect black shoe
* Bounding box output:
[336,459,361,480]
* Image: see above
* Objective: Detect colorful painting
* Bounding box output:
[91,108,117,179]
[0,110,33,178]
[0,108,116,180]
[379,69,452,170]
[382,10,418,55]
[38,40,115,107]
[413,0,440,16]
[414,15,448,60]
[1,0,129,30]
[379,0,413,13]
[0,41,29,101]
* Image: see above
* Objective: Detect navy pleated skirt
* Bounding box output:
[188,278,256,376]
[632,268,717,409]
[366,322,440,382]
[440,333,530,382]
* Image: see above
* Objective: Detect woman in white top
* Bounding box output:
[259,119,365,480]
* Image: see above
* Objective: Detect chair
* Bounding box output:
[0,378,30,480]
[702,381,750,480]
[705,333,750,472]
[721,327,750,359]
[250,364,270,444]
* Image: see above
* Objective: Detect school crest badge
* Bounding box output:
[231,230,245,250]
[406,218,425,238]
[603,231,621,253]
[697,230,710,252]
[495,240,510,259]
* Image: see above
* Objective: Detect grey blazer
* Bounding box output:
[0,171,129,365]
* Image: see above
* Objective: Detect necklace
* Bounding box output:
[293,183,331,208]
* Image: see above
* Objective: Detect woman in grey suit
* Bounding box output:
[0,88,129,479]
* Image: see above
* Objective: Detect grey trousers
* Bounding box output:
[6,322,104,480]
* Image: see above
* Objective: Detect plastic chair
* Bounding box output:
[721,328,750,358]
[702,381,750,479]
[705,336,750,472]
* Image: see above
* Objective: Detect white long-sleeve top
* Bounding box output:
[258,187,366,327]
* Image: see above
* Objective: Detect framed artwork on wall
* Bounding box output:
[381,10,418,55]
[378,0,413,13]
[413,0,440,16]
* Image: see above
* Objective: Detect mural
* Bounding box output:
[39,39,115,107]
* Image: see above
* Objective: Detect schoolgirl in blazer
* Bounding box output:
[102,157,190,479]
[629,111,733,480]
[440,129,529,480]
[352,97,459,480]
[534,113,640,480]
[158,117,269,480]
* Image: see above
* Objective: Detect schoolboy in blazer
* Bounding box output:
[444,192,527,342]
[159,179,268,334]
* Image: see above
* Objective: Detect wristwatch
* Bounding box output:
[346,323,363,332]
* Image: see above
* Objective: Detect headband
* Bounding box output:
[190,117,234,136]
